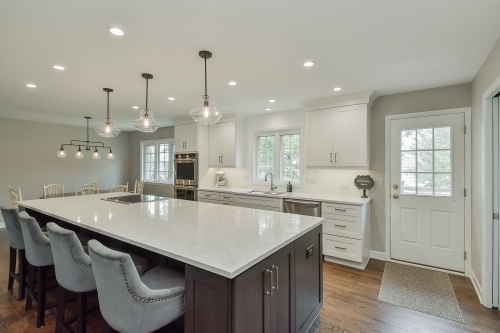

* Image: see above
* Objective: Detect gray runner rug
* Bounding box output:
[378,262,464,323]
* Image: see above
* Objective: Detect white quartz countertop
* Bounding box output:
[18,193,324,279]
[198,188,372,205]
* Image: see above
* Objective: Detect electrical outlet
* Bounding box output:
[306,177,317,184]
[374,179,384,188]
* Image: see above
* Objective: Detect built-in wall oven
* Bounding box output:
[174,153,198,201]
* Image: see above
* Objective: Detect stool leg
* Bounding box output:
[17,250,27,301]
[8,247,16,289]
[55,285,66,333]
[36,266,47,328]
[77,292,87,333]
[25,264,36,311]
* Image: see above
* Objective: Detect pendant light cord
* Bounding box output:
[204,56,208,96]
[106,91,110,119]
[145,78,149,110]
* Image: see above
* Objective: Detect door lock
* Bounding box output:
[393,184,399,189]
[393,194,399,199]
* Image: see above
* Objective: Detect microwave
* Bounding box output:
[174,153,198,186]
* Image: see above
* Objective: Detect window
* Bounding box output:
[255,131,301,183]
[400,127,452,196]
[141,139,175,184]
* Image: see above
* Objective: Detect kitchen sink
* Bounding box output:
[250,191,285,196]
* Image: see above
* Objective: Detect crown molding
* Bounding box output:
[300,90,378,111]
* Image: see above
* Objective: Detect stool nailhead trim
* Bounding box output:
[48,230,91,268]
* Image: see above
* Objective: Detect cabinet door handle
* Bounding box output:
[334,208,347,212]
[335,224,347,228]
[272,265,279,291]
[221,155,223,163]
[330,153,333,163]
[335,246,347,250]
[335,152,337,163]
[266,269,273,296]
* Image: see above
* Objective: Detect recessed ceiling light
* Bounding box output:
[168,97,175,101]
[269,99,276,103]
[303,61,314,67]
[228,81,237,86]
[26,84,36,88]
[109,27,124,36]
[53,65,65,70]
[132,106,139,109]
[333,87,342,91]
[266,108,271,111]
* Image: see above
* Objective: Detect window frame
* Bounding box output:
[253,128,303,187]
[140,139,175,185]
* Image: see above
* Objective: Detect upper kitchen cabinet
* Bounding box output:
[208,113,245,168]
[302,91,377,168]
[175,123,199,153]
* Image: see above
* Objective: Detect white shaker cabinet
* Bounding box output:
[208,114,245,168]
[333,105,369,167]
[305,110,334,166]
[175,123,199,153]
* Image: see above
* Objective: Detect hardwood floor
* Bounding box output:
[1,228,499,332]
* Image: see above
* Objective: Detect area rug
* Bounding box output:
[378,262,464,323]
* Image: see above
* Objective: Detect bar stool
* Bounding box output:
[88,240,185,333]
[1,206,28,301]
[18,211,57,328]
[46,222,99,333]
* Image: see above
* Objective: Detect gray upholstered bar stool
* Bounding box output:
[88,240,185,333]
[46,222,97,333]
[18,211,57,328]
[1,205,28,301]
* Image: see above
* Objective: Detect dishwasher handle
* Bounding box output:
[284,199,320,206]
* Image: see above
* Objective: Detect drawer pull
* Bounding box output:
[222,203,230,205]
[335,246,347,250]
[205,194,212,197]
[223,196,231,198]
[334,224,346,228]
[334,208,347,212]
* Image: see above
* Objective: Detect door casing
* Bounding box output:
[384,108,471,277]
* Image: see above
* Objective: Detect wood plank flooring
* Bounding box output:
[0,228,499,332]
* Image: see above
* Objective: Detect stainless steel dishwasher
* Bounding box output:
[283,199,321,217]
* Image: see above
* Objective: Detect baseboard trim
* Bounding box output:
[470,269,483,305]
[0,223,4,228]
[370,250,387,261]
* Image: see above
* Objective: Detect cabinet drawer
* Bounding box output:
[235,195,281,208]
[323,234,362,262]
[219,193,234,202]
[322,202,361,217]
[323,214,361,239]
[198,191,219,200]
[234,203,280,212]
[198,198,219,204]
[220,201,233,207]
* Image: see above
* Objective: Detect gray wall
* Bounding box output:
[0,117,130,222]
[470,36,500,286]
[128,126,175,197]
[369,83,472,252]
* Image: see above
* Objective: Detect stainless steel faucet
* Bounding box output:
[264,172,278,191]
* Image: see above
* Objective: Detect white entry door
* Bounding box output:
[390,113,465,272]
[492,96,500,307]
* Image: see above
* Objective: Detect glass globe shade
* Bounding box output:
[189,96,222,125]
[57,146,66,158]
[107,149,115,160]
[92,148,100,159]
[132,110,160,133]
[95,118,121,138]
[75,147,83,159]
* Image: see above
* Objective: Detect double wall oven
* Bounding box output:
[174,153,198,201]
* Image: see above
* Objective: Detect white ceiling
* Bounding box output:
[1,0,500,131]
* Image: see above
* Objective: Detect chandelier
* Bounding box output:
[58,117,114,159]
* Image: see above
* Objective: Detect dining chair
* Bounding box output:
[83,180,102,194]
[109,182,128,193]
[88,240,185,333]
[75,186,96,196]
[132,180,144,194]
[43,182,64,198]
[9,186,22,209]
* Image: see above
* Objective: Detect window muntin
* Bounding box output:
[141,140,174,184]
[400,126,452,196]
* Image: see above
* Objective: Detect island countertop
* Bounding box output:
[18,193,324,278]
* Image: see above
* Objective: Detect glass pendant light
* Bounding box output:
[57,145,66,158]
[92,148,100,159]
[132,73,160,132]
[96,88,121,137]
[189,50,222,125]
[107,148,114,159]
[76,146,83,159]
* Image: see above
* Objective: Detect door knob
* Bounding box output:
[393,194,399,199]
[393,184,399,189]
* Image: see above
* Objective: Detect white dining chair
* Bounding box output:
[132,179,144,194]
[109,182,128,193]
[75,186,96,196]
[42,182,64,198]
[83,180,102,194]
[8,186,22,209]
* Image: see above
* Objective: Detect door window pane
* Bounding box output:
[417,173,433,195]
[401,152,416,172]
[417,151,433,172]
[401,130,416,150]
[401,173,416,194]
[417,128,433,149]
[434,173,452,196]
[434,127,451,149]
[434,150,451,172]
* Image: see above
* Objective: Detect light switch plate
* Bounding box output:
[306,177,317,184]
[374,179,384,188]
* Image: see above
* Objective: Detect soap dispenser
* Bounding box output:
[287,181,292,192]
